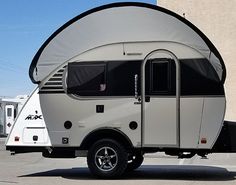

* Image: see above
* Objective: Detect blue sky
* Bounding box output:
[0,0,156,97]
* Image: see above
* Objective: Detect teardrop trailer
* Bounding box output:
[6,2,236,178]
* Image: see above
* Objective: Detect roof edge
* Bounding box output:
[29,2,226,84]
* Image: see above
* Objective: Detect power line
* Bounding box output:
[0,59,27,72]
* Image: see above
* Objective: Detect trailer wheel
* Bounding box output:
[126,153,144,172]
[87,139,128,178]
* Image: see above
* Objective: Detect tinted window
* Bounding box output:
[107,61,141,96]
[66,58,224,97]
[180,59,224,95]
[67,62,106,96]
[151,61,170,93]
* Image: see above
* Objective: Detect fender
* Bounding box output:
[80,127,133,150]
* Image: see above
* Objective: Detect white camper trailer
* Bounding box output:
[6,2,235,178]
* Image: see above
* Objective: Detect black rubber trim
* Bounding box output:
[29,2,226,84]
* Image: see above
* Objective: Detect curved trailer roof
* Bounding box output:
[29,2,226,84]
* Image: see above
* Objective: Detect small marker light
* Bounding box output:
[201,138,207,144]
[15,136,20,142]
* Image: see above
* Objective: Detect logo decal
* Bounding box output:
[25,111,43,120]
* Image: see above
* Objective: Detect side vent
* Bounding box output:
[39,67,66,94]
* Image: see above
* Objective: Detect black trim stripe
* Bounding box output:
[26,127,46,129]
[41,86,64,90]
[48,78,63,82]
[45,82,62,86]
[53,73,63,77]
[58,69,65,73]
[39,91,65,94]
[29,2,226,84]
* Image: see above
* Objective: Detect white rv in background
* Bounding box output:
[5,104,14,135]
[0,95,28,136]
[6,2,236,178]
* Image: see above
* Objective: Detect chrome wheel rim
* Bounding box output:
[95,146,118,171]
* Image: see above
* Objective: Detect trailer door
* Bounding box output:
[5,105,15,135]
[141,50,180,147]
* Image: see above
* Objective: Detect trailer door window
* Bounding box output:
[67,62,106,96]
[151,60,170,93]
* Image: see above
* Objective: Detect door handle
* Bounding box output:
[134,97,150,104]
[134,97,141,105]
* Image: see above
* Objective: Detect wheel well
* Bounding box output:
[80,128,133,150]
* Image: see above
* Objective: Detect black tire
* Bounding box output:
[87,139,128,178]
[126,153,144,172]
